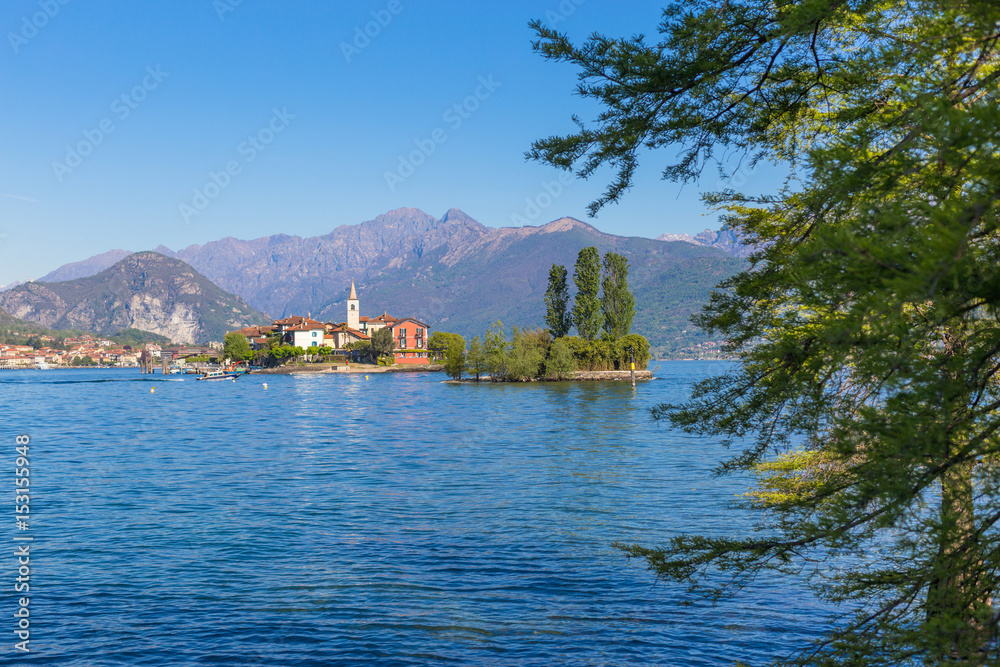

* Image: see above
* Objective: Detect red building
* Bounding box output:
[390,318,430,364]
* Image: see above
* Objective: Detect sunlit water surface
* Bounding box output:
[1,363,830,665]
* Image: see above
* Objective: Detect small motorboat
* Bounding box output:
[196,370,241,381]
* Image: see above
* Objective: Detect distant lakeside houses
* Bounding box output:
[0,282,432,369]
[230,280,433,365]
[0,336,215,369]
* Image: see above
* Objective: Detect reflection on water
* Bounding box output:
[1,364,826,666]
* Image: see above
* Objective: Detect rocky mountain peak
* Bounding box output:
[440,208,484,229]
[538,217,601,234]
[0,252,268,343]
[657,227,754,258]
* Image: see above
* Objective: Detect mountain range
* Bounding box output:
[0,252,267,344]
[655,228,755,258]
[17,208,747,353]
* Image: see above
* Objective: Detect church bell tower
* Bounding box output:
[347,279,360,330]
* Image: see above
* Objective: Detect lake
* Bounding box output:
[1,362,827,665]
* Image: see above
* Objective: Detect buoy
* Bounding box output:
[365,375,369,380]
[263,383,268,390]
[150,387,155,393]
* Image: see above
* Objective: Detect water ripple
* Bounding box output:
[0,364,828,665]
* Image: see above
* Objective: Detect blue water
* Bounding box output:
[1,363,827,665]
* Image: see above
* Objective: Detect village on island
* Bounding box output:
[0,280,430,371]
[226,279,433,368]
[1,248,654,381]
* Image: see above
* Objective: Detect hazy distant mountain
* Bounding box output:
[0,252,268,343]
[166,207,491,318]
[38,249,134,282]
[0,280,29,292]
[309,214,744,355]
[30,208,746,354]
[656,228,756,258]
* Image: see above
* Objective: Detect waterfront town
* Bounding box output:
[231,280,432,364]
[0,281,431,369]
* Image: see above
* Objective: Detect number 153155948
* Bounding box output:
[15,435,29,527]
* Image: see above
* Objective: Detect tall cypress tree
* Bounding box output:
[572,247,603,340]
[544,264,572,338]
[601,251,634,338]
[530,2,1000,661]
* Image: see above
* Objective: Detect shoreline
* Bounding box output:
[446,370,653,383]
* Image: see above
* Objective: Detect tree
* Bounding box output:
[347,339,372,363]
[370,328,395,362]
[444,340,465,380]
[465,335,486,380]
[483,321,509,381]
[253,348,272,367]
[571,247,603,340]
[544,337,576,379]
[428,332,465,360]
[269,345,305,364]
[601,252,635,339]
[223,332,253,363]
[531,2,1000,663]
[506,326,547,381]
[544,264,573,338]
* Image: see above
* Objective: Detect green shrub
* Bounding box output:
[562,334,650,370]
[544,337,576,379]
[507,326,546,381]
[444,340,466,380]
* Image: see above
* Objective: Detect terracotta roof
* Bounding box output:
[391,318,430,328]
[326,325,370,340]
[284,322,326,331]
[235,325,275,337]
[273,316,323,328]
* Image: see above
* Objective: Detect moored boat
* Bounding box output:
[196,370,241,381]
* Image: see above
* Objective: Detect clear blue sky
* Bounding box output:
[0,0,782,285]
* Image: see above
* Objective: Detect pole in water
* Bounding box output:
[629,345,636,388]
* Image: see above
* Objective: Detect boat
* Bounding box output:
[196,370,241,381]
[35,362,50,370]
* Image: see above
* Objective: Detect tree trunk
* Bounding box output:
[926,459,993,664]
